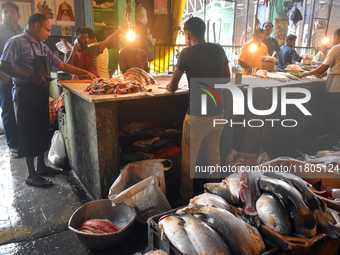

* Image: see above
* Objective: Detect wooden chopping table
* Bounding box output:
[59,75,335,199]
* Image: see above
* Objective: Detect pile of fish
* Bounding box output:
[78,219,121,234]
[85,68,156,95]
[119,121,182,160]
[159,193,266,255]
[255,70,301,82]
[204,167,340,239]
[300,149,340,166]
[124,67,157,85]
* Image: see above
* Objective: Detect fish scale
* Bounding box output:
[259,176,317,237]
[181,213,232,255]
[181,205,262,255]
[158,215,198,255]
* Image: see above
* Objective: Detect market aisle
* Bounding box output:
[0,134,148,254]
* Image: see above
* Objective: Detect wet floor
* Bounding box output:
[0,134,149,254]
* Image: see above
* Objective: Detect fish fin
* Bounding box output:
[269,215,275,227]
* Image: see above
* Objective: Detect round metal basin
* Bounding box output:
[68,199,137,249]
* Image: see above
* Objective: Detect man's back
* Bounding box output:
[177,42,227,81]
[277,44,302,70]
[177,42,228,117]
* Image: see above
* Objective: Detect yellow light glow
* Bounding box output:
[322,37,329,44]
[250,43,257,52]
[126,30,136,41]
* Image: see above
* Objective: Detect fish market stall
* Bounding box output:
[59,74,332,199]
[59,75,189,199]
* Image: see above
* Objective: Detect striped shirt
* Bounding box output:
[0,29,62,85]
[87,43,101,69]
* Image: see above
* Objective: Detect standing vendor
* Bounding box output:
[67,25,128,78]
[0,2,24,158]
[262,22,281,57]
[303,28,340,131]
[166,17,230,202]
[119,34,149,74]
[277,34,302,71]
[67,28,99,79]
[238,28,269,74]
[0,13,96,187]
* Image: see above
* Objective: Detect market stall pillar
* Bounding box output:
[60,88,120,200]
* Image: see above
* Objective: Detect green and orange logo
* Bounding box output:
[197,82,222,115]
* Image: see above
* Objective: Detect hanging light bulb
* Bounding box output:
[322,37,329,44]
[250,43,257,52]
[126,29,136,41]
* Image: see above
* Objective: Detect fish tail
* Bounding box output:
[315,209,340,238]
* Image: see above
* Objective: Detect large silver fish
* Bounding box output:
[158,215,198,255]
[256,193,293,236]
[259,176,317,237]
[180,213,232,255]
[189,193,235,214]
[181,205,262,255]
[203,182,239,204]
[263,171,340,238]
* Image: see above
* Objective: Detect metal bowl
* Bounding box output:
[68,199,137,249]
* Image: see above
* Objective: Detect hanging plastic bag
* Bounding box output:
[48,130,67,166]
[108,159,172,222]
[290,7,303,24]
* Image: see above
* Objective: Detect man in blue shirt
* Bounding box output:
[277,34,302,71]
[0,2,24,158]
[0,13,96,187]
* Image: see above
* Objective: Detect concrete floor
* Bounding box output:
[0,134,149,255]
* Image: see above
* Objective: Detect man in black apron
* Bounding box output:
[0,13,96,187]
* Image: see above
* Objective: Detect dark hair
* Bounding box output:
[1,1,19,13]
[285,34,297,43]
[255,28,265,35]
[83,28,96,39]
[75,27,88,37]
[28,13,48,27]
[333,28,340,37]
[184,17,206,39]
[262,21,273,28]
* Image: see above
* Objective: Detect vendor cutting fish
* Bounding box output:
[0,13,96,187]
